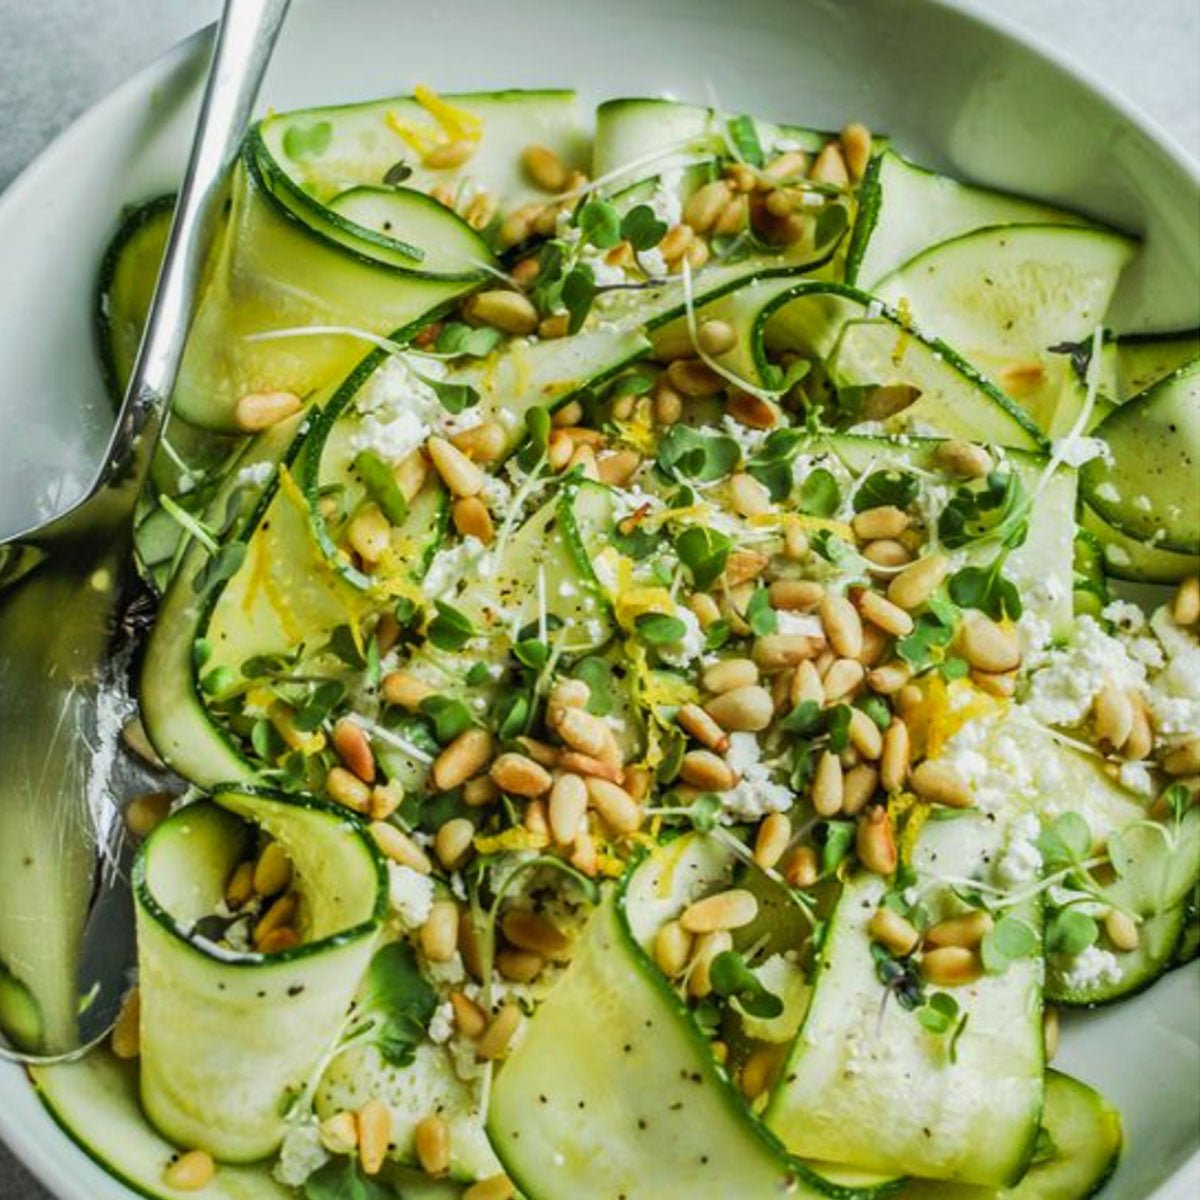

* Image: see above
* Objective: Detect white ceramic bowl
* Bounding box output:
[0,0,1196,1196]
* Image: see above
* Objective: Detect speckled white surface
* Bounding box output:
[0,0,1195,1196]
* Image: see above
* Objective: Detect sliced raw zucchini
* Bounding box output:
[1079,502,1200,584]
[873,225,1136,435]
[1093,329,1200,402]
[898,1070,1121,1200]
[487,865,818,1199]
[767,814,1044,1187]
[1072,529,1109,620]
[847,150,1088,289]
[135,788,386,1162]
[1080,358,1200,555]
[1102,805,1200,920]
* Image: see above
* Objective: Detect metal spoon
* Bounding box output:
[0,0,290,1063]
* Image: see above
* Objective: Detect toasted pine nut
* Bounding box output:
[124,791,172,839]
[857,807,898,875]
[1044,1007,1060,1061]
[863,538,912,569]
[414,1114,451,1177]
[490,752,553,797]
[768,579,824,611]
[682,889,758,934]
[497,947,544,982]
[678,703,730,752]
[458,912,486,981]
[586,777,641,834]
[654,919,694,976]
[688,930,733,999]
[972,669,1017,698]
[713,193,749,234]
[782,844,819,888]
[925,910,993,949]
[333,718,376,783]
[597,448,641,487]
[960,614,1021,673]
[1125,695,1153,761]
[477,1002,522,1061]
[463,190,497,231]
[348,503,392,564]
[689,592,722,628]
[857,590,915,637]
[464,288,540,335]
[727,389,777,429]
[754,633,821,671]
[868,660,912,695]
[1164,739,1200,775]
[790,659,825,707]
[252,890,297,947]
[653,381,684,424]
[705,684,774,732]
[895,685,924,721]
[434,728,494,791]
[659,222,696,264]
[740,1045,777,1101]
[820,593,864,659]
[450,990,487,1037]
[911,759,972,808]
[1094,683,1134,750]
[1105,908,1140,952]
[327,766,371,813]
[823,657,865,702]
[842,763,880,815]
[369,782,403,821]
[783,524,810,561]
[696,318,737,356]
[522,797,550,839]
[464,1174,516,1200]
[666,357,723,397]
[420,900,460,963]
[502,909,569,959]
[920,946,981,987]
[839,122,872,180]
[812,750,844,816]
[357,1099,392,1175]
[428,435,486,497]
[452,496,495,544]
[371,822,433,873]
[724,549,770,587]
[425,138,476,169]
[869,907,919,956]
[435,817,475,869]
[234,390,301,432]
[848,708,884,760]
[552,706,611,758]
[754,812,791,870]
[852,506,909,541]
[225,861,255,914]
[319,1111,359,1155]
[252,841,293,898]
[935,439,992,478]
[684,179,733,233]
[1174,576,1200,625]
[810,141,850,186]
[702,658,760,695]
[522,143,568,192]
[382,670,434,709]
[680,750,737,791]
[110,987,140,1059]
[163,1150,215,1191]
[451,420,507,463]
[888,553,949,611]
[571,830,598,877]
[548,773,588,845]
[730,472,772,517]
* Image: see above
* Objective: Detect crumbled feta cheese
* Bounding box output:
[273,1122,329,1187]
[994,813,1043,886]
[657,606,706,667]
[1101,600,1145,633]
[723,414,771,459]
[350,407,431,462]
[774,611,823,638]
[1016,610,1053,656]
[1051,435,1111,468]
[423,535,489,597]
[234,461,274,489]
[649,169,684,227]
[1145,605,1200,737]
[720,732,794,821]
[480,472,513,511]
[428,1000,455,1044]
[1059,945,1123,991]
[388,864,435,930]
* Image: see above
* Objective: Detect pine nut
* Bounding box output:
[414,1114,451,1177]
[702,658,759,695]
[895,685,924,721]
[911,759,972,808]
[464,190,497,231]
[925,910,993,949]
[558,749,623,783]
[521,143,568,192]
[497,948,544,982]
[859,622,891,667]
[333,718,376,783]
[666,357,724,398]
[420,900,460,963]
[768,579,823,610]
[1174,576,1200,625]
[857,590,914,637]
[370,782,403,821]
[552,706,611,758]
[163,1150,215,1191]
[227,859,256,911]
[684,179,732,233]
[857,807,898,874]
[233,390,301,432]
[727,389,777,429]
[960,614,1021,673]
[888,554,949,610]
[124,790,172,839]
[586,777,641,834]
[753,812,791,870]
[523,797,550,839]
[686,237,710,269]
[327,766,371,813]
[1103,907,1139,952]
[972,669,1017,698]
[371,823,433,873]
[823,656,865,702]
[689,592,722,628]
[256,927,299,954]
[659,222,696,264]
[427,435,486,497]
[714,193,749,234]
[812,750,845,816]
[920,946,981,987]
[783,523,810,561]
[394,447,431,502]
[705,684,774,732]
[596,448,641,488]
[1164,739,1200,775]
[490,753,553,797]
[810,141,850,186]
[852,506,909,541]
[1125,695,1153,760]
[725,549,770,587]
[782,844,819,888]
[452,420,507,463]
[110,987,140,1060]
[357,1099,392,1175]
[842,764,880,815]
[1044,1007,1060,1061]
[867,660,912,695]
[349,503,392,564]
[547,773,587,845]
[319,1111,359,1154]
[502,909,569,959]
[434,729,494,791]
[935,439,992,478]
[869,907,919,956]
[452,496,495,543]
[790,659,825,707]
[653,381,684,424]
[477,1002,522,1061]
[688,929,733,998]
[754,633,821,671]
[839,122,872,180]
[464,1175,516,1200]
[730,471,772,517]
[681,889,758,934]
[998,361,1045,395]
[1094,683,1134,750]
[696,318,737,356]
[863,538,912,569]
[654,919,694,976]
[459,912,485,981]
[549,678,590,716]
[820,593,864,658]
[740,1045,777,1101]
[571,830,598,877]
[848,708,884,759]
[435,817,475,868]
[425,138,477,169]
[450,990,487,1037]
[678,703,730,752]
[382,670,434,709]
[253,841,293,898]
[679,750,736,791]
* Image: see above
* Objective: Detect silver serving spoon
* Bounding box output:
[0,0,290,1064]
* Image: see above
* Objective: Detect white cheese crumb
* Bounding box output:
[273,1122,329,1188]
[995,813,1043,886]
[773,611,823,638]
[428,1000,455,1044]
[388,864,435,930]
[657,606,705,667]
[1059,945,1123,991]
[720,733,794,821]
[234,461,274,489]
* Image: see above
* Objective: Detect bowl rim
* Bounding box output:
[0,2,1196,1198]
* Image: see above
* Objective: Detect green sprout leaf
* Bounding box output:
[709,950,784,1018]
[1045,907,1099,957]
[657,426,740,483]
[746,586,777,636]
[981,915,1039,974]
[799,467,841,517]
[726,115,765,168]
[577,199,622,249]
[620,203,668,252]
[361,941,438,1068]
[675,526,733,589]
[853,469,918,512]
[635,612,687,646]
[353,450,409,525]
[434,322,504,358]
[428,601,476,651]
